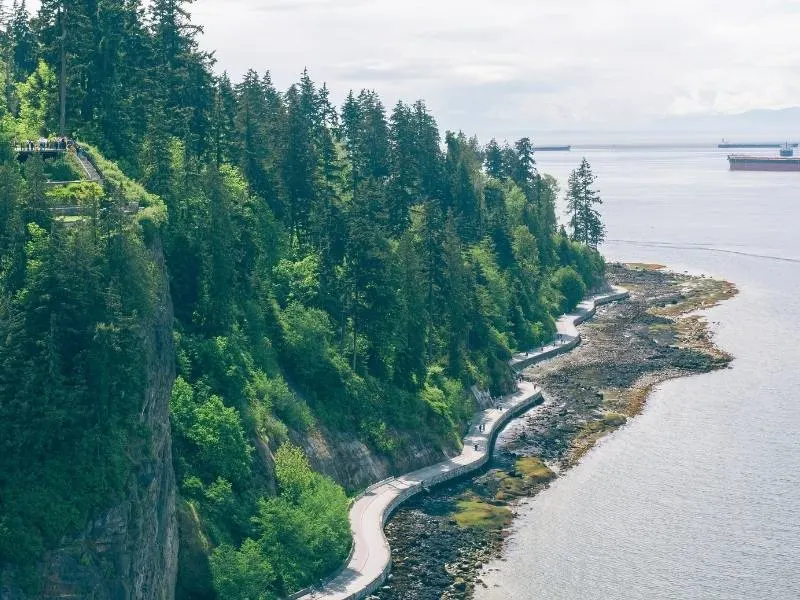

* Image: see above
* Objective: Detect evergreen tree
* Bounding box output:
[358,90,390,181]
[566,157,605,248]
[340,90,362,192]
[512,136,536,191]
[283,81,317,244]
[387,100,416,234]
[343,178,393,374]
[444,131,482,242]
[35,0,92,135]
[4,1,36,96]
[484,138,504,179]
[89,0,152,161]
[148,0,212,149]
[412,100,443,199]
[211,72,239,166]
[235,70,286,219]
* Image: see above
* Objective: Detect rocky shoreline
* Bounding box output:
[373,264,737,600]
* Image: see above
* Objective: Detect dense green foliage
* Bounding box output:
[209,444,350,599]
[0,150,162,573]
[0,1,605,597]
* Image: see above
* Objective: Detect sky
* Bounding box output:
[27,0,800,141]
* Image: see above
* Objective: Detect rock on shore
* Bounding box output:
[375,264,737,600]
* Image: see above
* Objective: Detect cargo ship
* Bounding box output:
[534,145,571,152]
[728,145,800,171]
[719,140,798,149]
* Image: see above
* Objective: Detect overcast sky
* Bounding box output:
[190,0,800,139]
[28,0,800,140]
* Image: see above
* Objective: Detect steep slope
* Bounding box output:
[0,151,178,599]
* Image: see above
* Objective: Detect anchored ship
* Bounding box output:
[728,144,800,171]
[534,145,571,152]
[719,139,798,149]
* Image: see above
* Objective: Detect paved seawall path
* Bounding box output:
[294,287,629,600]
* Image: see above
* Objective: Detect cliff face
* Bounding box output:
[1,240,178,600]
[302,426,457,492]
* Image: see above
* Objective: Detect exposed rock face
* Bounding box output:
[1,240,178,600]
[302,426,456,492]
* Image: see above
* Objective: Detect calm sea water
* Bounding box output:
[476,146,800,600]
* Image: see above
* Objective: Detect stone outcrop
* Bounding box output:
[302,426,454,493]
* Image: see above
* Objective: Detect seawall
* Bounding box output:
[293,287,629,600]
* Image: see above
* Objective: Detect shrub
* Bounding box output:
[170,377,253,486]
[551,266,587,313]
[209,539,276,600]
[210,444,350,597]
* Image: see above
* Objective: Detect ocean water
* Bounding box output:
[475,146,800,600]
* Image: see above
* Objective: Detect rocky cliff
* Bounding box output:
[1,240,178,600]
[303,425,459,493]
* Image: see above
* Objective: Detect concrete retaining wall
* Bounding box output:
[292,287,629,600]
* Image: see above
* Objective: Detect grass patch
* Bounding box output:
[495,457,556,501]
[43,155,84,182]
[625,262,666,271]
[568,412,628,466]
[515,457,555,483]
[81,144,167,233]
[452,495,513,530]
[473,458,556,502]
[601,386,653,417]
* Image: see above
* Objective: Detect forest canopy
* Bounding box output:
[0,1,605,598]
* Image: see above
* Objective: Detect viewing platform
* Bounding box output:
[14,147,68,160]
[12,139,103,183]
[14,139,70,160]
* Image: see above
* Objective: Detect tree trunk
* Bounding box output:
[59,9,67,136]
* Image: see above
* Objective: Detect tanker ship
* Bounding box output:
[728,144,800,171]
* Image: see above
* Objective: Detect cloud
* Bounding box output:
[246,0,367,12]
[31,0,800,136]
[334,60,443,84]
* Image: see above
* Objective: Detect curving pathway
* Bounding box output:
[294,286,629,600]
